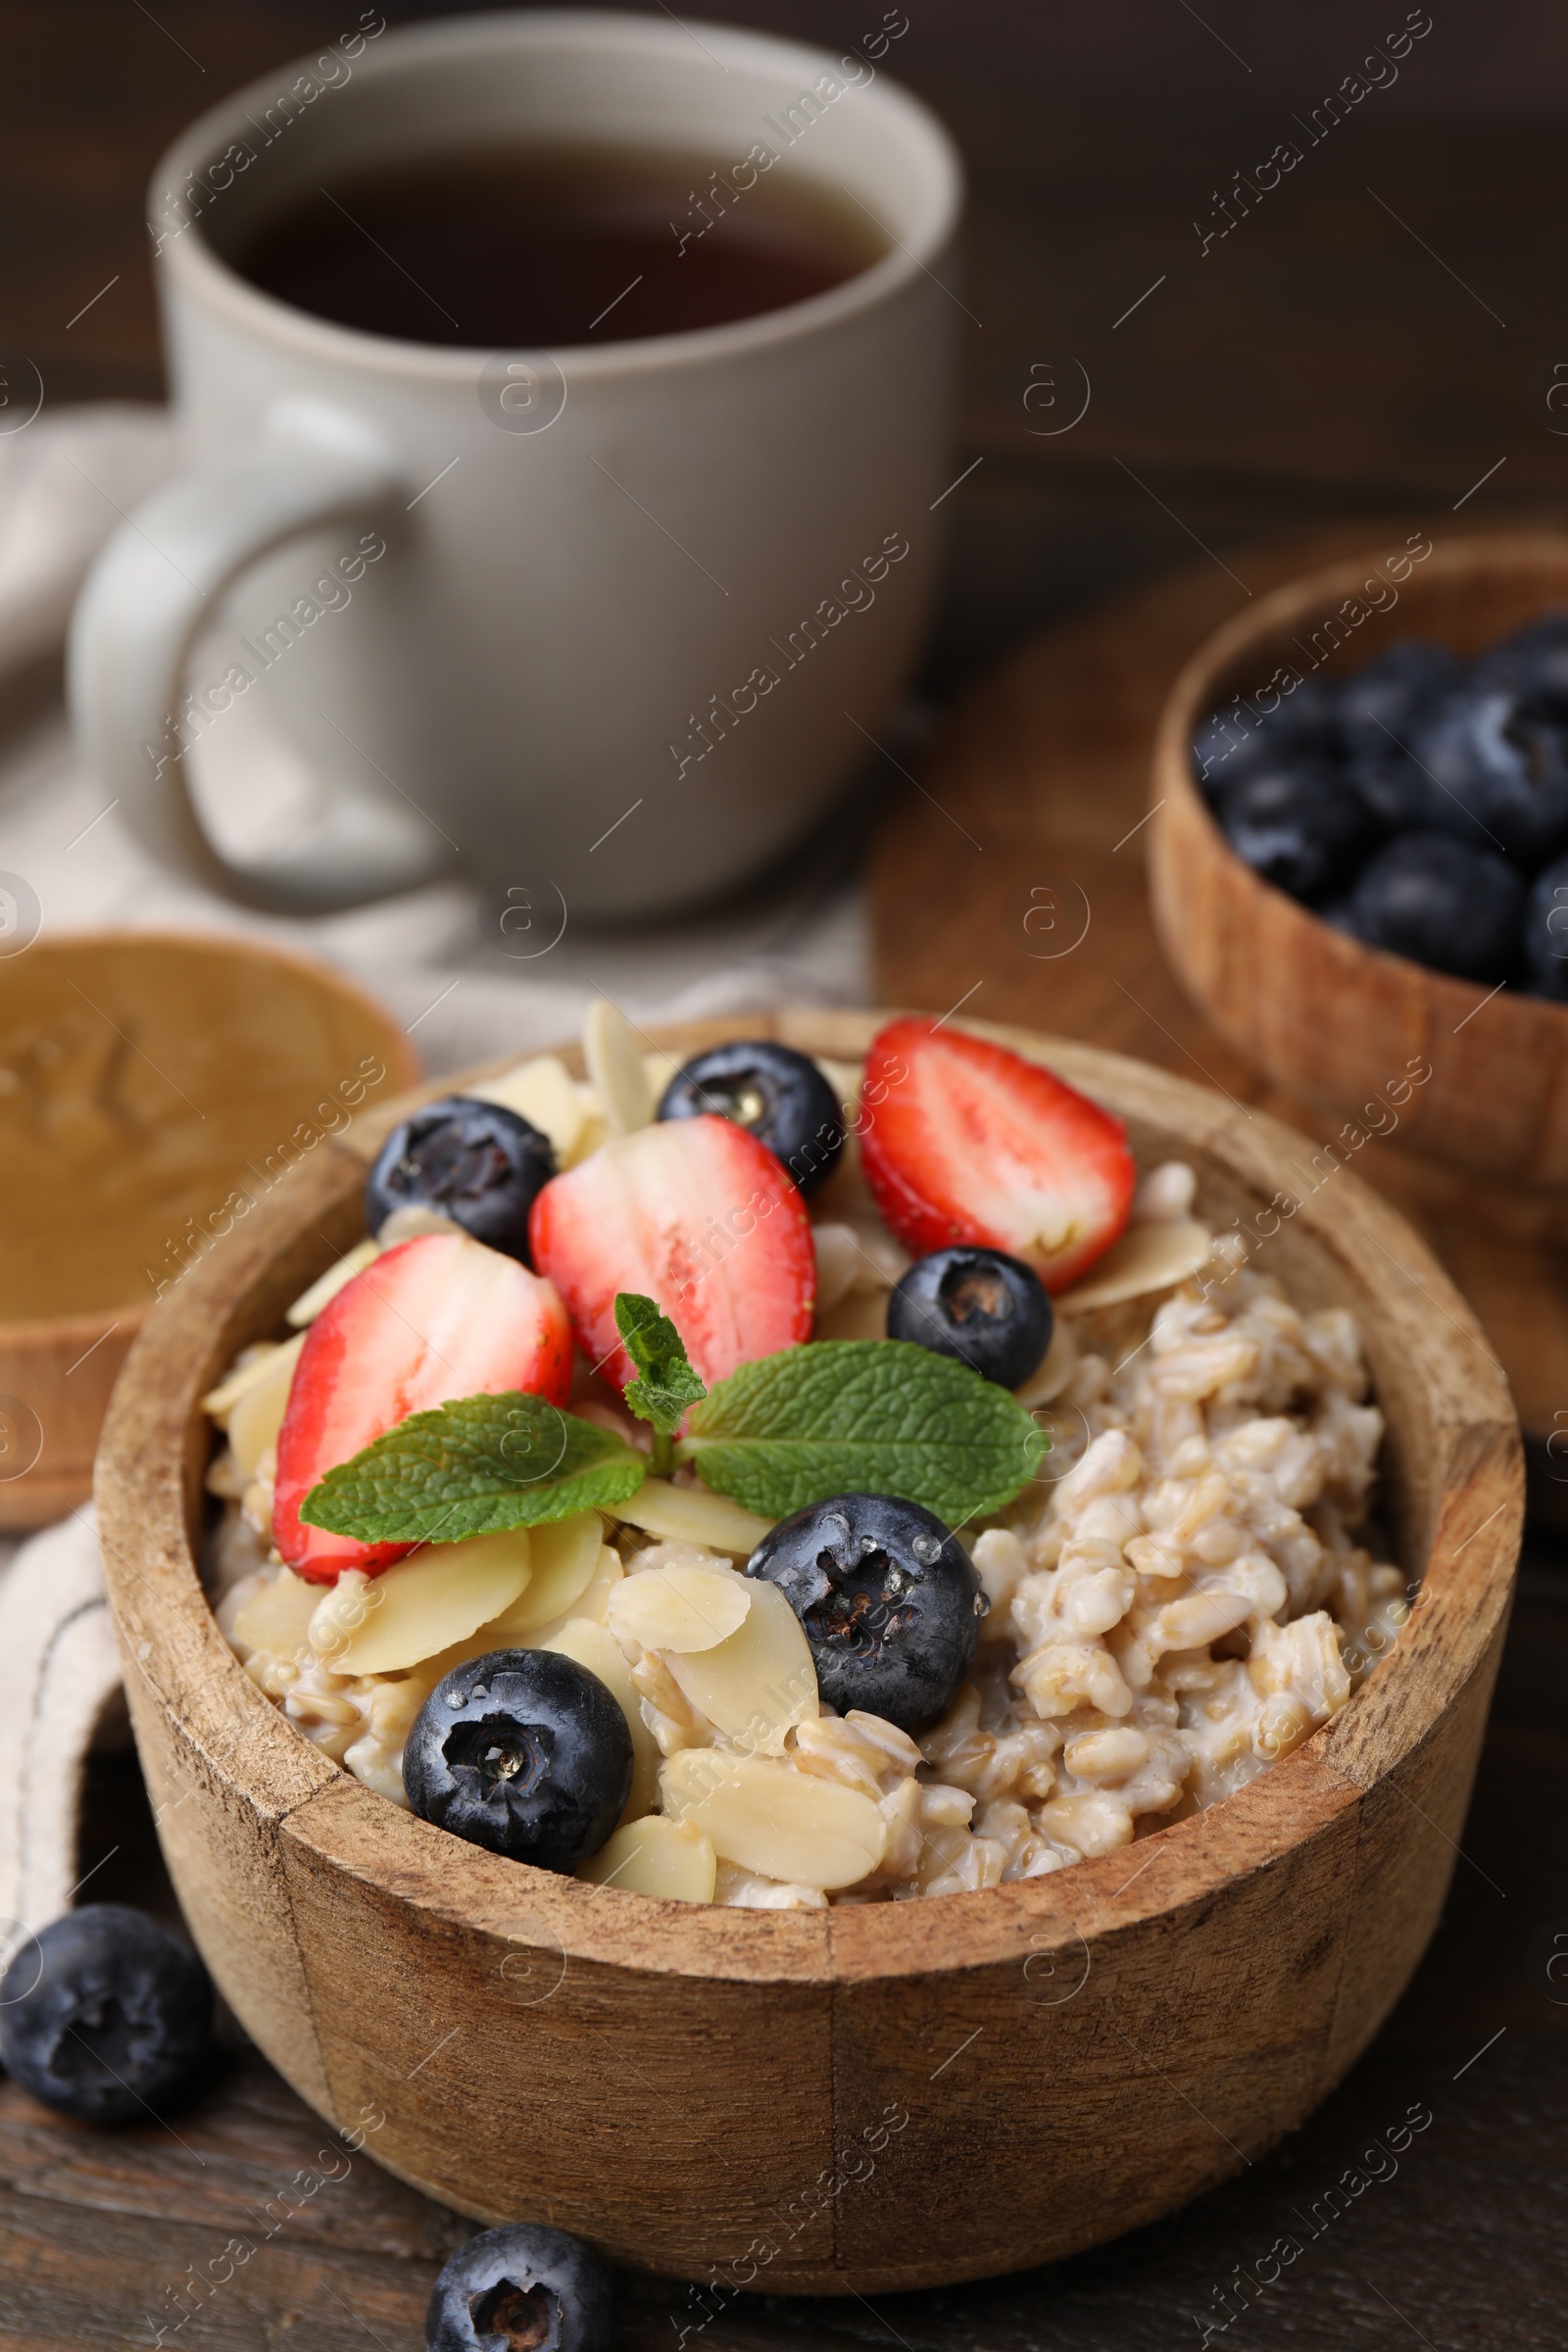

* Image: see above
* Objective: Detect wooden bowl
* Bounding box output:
[1148,531,1568,1230]
[94,1009,1521,2294]
[0,932,416,1529]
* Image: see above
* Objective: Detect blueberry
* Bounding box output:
[658,1040,844,1193]
[366,1098,555,1264]
[0,1904,211,2125]
[1346,831,1524,982]
[1473,608,1568,704]
[1216,760,1375,903]
[1344,740,1442,837]
[1524,852,1568,999]
[745,1494,981,1733]
[1411,690,1568,868]
[1336,640,1462,751]
[1192,703,1272,797]
[425,2222,614,2352]
[403,1651,631,1874]
[1334,642,1461,835]
[1191,681,1341,801]
[887,1248,1054,1390]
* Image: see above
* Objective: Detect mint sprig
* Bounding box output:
[300,1391,646,1545]
[677,1341,1048,1525]
[298,1338,1047,1549]
[614,1292,706,1473]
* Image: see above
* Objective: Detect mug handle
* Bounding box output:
[67,401,445,912]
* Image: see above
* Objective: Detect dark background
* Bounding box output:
[9,0,1567,692]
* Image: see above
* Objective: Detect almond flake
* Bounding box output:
[484,1511,601,1634]
[664,1578,816,1753]
[467,1054,587,1161]
[545,1616,662,1822]
[286,1240,379,1327]
[312,1531,531,1676]
[607,1559,752,1653]
[222,1335,307,1479]
[612,1478,773,1557]
[1056,1218,1213,1312]
[202,1331,305,1424]
[579,1815,716,1901]
[583,999,655,1135]
[660,1749,886,1888]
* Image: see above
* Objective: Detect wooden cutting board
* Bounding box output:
[869,523,1568,1468]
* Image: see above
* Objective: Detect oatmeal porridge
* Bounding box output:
[203,1010,1408,1907]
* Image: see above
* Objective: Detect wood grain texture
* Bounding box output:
[92,1008,1522,2294]
[868,527,1568,1445]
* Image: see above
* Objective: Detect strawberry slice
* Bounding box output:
[859,1018,1136,1294]
[528,1113,814,1392]
[273,1231,573,1583]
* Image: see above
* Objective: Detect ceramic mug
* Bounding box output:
[68,8,960,919]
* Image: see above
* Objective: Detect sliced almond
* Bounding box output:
[231,1567,319,1661]
[607,1559,751,1653]
[813,1286,889,1344]
[664,1579,817,1755]
[612,1478,773,1558]
[376,1204,464,1245]
[224,1335,307,1479]
[811,1222,861,1314]
[467,1054,587,1162]
[202,1331,305,1426]
[642,1050,681,1102]
[660,1749,886,1889]
[579,1815,716,1902]
[1015,1315,1079,1407]
[1056,1218,1214,1312]
[583,999,654,1135]
[814,1056,863,1113]
[484,1511,602,1635]
[1133,1159,1198,1222]
[314,1532,532,1676]
[544,1616,661,1822]
[285,1239,379,1328]
[505,1541,624,1646]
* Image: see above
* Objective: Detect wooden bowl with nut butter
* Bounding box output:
[94,1008,1520,2292]
[0,932,415,1528]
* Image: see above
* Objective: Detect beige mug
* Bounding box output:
[68,8,961,918]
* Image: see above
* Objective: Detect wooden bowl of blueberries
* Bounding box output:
[90,1003,1520,2302]
[1150,532,1568,1227]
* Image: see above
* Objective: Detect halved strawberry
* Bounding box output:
[273,1231,573,1583]
[858,1018,1135,1293]
[528,1113,814,1392]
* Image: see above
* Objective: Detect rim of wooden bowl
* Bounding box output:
[94,1009,1522,1986]
[1149,529,1568,1043]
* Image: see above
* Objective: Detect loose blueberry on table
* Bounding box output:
[0,1903,212,2124]
[425,2221,614,2352]
[1193,608,1568,990]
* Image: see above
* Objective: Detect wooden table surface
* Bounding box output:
[6,3,1568,2344]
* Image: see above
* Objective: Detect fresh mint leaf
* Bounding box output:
[614,1292,706,1436]
[678,1341,1049,1526]
[301,1391,646,1544]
